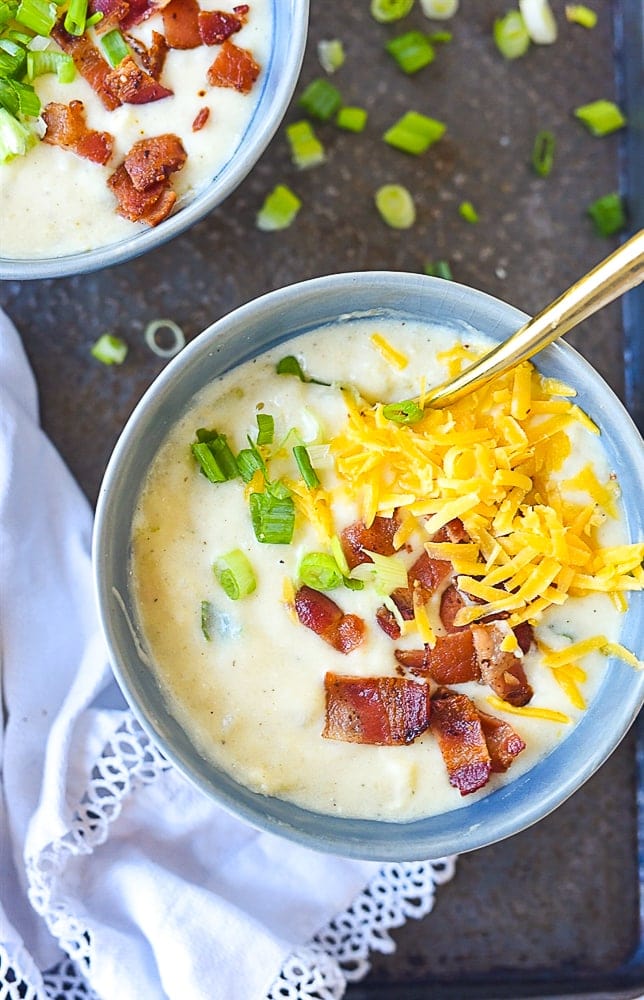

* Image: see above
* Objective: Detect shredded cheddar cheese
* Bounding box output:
[486,695,571,724]
[371,332,409,370]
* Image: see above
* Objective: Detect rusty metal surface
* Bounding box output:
[1,0,641,995]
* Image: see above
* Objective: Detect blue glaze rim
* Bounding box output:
[93,272,644,862]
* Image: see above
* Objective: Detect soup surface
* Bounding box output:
[131,316,639,821]
[0,0,271,259]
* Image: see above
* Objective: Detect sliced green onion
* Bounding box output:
[587,192,626,237]
[383,593,406,632]
[285,120,326,170]
[427,30,452,42]
[305,443,333,468]
[0,40,26,78]
[330,534,351,577]
[7,78,39,116]
[85,10,104,26]
[63,0,87,35]
[375,184,416,229]
[200,600,214,640]
[256,183,302,229]
[574,99,626,137]
[3,29,32,45]
[298,78,342,122]
[493,11,530,59]
[370,0,414,23]
[344,576,365,591]
[27,49,75,83]
[90,333,128,365]
[100,28,130,68]
[420,0,458,17]
[213,549,257,600]
[299,552,343,591]
[335,106,368,133]
[293,444,320,489]
[0,106,34,162]
[249,490,295,544]
[256,412,274,445]
[386,31,435,74]
[458,200,479,223]
[0,80,19,116]
[383,110,446,154]
[192,442,226,482]
[350,550,409,595]
[16,0,56,36]
[144,318,185,358]
[565,4,597,27]
[423,259,452,279]
[237,445,265,483]
[382,399,424,424]
[210,434,240,479]
[518,0,557,44]
[317,38,344,74]
[276,355,330,386]
[531,129,555,177]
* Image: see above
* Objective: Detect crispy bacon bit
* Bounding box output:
[395,630,480,684]
[104,55,173,104]
[471,621,533,706]
[375,585,414,639]
[294,586,365,654]
[233,3,249,15]
[162,0,201,48]
[192,106,210,131]
[439,584,469,633]
[108,164,177,225]
[87,0,130,33]
[323,672,431,746]
[198,8,243,44]
[430,689,491,795]
[409,550,452,599]
[52,22,121,110]
[120,0,171,29]
[341,513,400,570]
[478,710,526,772]
[126,29,168,78]
[43,100,113,165]
[513,622,534,654]
[433,517,470,544]
[123,133,186,190]
[207,38,259,93]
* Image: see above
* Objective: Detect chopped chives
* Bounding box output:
[276,355,330,386]
[370,0,414,23]
[587,192,626,237]
[493,10,530,59]
[317,38,344,74]
[374,183,416,229]
[63,0,87,35]
[100,27,129,68]
[531,129,555,176]
[191,442,226,482]
[213,549,257,600]
[458,200,479,223]
[256,412,274,445]
[249,490,295,544]
[298,78,342,121]
[383,110,446,154]
[299,552,343,591]
[256,183,302,230]
[565,4,597,27]
[191,430,239,482]
[382,399,424,424]
[386,31,435,74]
[90,333,128,365]
[423,259,452,279]
[285,120,325,169]
[574,99,626,136]
[293,444,320,489]
[335,105,368,133]
[16,0,56,37]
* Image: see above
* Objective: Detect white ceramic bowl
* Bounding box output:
[93,272,644,861]
[0,0,308,281]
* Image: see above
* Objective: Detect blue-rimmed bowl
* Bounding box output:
[93,272,644,861]
[0,0,308,281]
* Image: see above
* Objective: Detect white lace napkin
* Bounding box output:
[0,308,456,1000]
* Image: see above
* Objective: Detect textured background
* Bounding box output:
[1,0,641,996]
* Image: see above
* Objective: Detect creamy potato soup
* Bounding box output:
[0,0,271,258]
[131,317,642,822]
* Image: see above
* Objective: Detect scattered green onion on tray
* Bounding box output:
[574,99,626,136]
[256,184,302,230]
[285,120,325,170]
[298,77,342,121]
[375,184,416,229]
[383,110,446,154]
[531,129,555,176]
[335,106,368,133]
[386,30,435,73]
[90,333,128,365]
[493,10,530,59]
[587,192,626,237]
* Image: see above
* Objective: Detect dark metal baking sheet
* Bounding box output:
[1,0,642,996]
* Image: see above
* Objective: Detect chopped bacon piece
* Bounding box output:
[108,164,176,225]
[126,29,168,79]
[52,22,121,110]
[323,672,431,746]
[395,630,480,684]
[439,584,469,633]
[87,0,130,33]
[478,710,526,772]
[120,0,171,29]
[513,622,534,654]
[207,38,259,93]
[471,621,533,706]
[340,513,400,570]
[104,55,173,104]
[162,0,201,48]
[198,8,243,44]
[192,106,210,131]
[432,517,470,544]
[294,586,365,654]
[43,100,113,165]
[233,3,249,15]
[123,133,186,191]
[430,689,491,795]
[409,550,452,599]
[375,586,414,639]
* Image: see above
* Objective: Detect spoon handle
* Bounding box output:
[425,228,644,408]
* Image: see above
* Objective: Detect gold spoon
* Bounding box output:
[424,228,644,409]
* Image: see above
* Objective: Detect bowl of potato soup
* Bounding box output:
[93,272,644,861]
[0,0,307,279]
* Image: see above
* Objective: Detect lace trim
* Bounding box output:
[2,712,456,1000]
